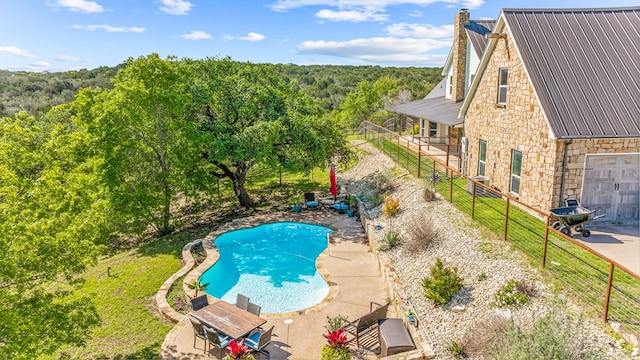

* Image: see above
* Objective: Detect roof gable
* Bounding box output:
[462,7,640,139]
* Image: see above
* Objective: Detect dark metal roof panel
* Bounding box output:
[465,20,496,58]
[503,7,640,138]
[387,97,463,126]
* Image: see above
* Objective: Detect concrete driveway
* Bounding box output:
[576,225,640,277]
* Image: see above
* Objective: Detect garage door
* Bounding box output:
[581,153,639,224]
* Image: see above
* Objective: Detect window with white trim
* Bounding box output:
[497,68,508,104]
[448,76,452,96]
[510,149,522,194]
[478,140,487,176]
[429,122,437,137]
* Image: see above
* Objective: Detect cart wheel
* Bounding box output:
[551,221,561,230]
[560,226,571,236]
[581,229,591,237]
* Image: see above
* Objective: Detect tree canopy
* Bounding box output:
[189,57,347,207]
[0,110,107,358]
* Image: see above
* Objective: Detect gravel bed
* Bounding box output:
[339,140,633,359]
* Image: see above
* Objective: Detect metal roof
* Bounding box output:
[465,20,496,60]
[387,96,463,126]
[503,7,640,138]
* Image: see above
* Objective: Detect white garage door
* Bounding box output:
[581,153,639,224]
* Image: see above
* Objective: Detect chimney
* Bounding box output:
[451,8,470,103]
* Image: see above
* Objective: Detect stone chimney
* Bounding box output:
[451,8,470,103]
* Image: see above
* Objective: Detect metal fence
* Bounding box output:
[359,121,640,338]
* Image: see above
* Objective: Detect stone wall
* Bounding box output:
[463,31,559,212]
[463,28,640,214]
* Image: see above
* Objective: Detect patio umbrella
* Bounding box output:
[329,165,338,200]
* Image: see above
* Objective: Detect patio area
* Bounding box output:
[158,210,431,359]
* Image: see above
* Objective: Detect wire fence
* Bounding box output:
[359,121,640,338]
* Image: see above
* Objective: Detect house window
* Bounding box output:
[478,140,487,176]
[510,149,522,194]
[421,119,426,136]
[429,122,437,137]
[448,76,452,96]
[497,68,508,104]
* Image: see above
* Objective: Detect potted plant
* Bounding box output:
[321,328,351,360]
[346,195,357,217]
[289,193,303,212]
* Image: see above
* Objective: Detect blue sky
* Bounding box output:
[1,0,638,72]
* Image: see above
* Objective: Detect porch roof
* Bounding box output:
[387,96,463,127]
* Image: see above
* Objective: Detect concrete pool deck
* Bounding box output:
[158,210,434,359]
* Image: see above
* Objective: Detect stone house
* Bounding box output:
[459,7,640,224]
[388,9,495,152]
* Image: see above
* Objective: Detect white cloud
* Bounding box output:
[225,32,266,42]
[159,0,194,15]
[385,22,453,38]
[73,24,146,32]
[408,10,422,17]
[269,0,474,12]
[180,31,212,40]
[297,36,449,65]
[32,61,52,69]
[55,55,81,62]
[0,46,36,58]
[316,9,388,22]
[51,0,104,13]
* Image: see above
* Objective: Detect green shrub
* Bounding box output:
[422,259,463,305]
[491,298,604,359]
[447,340,466,357]
[321,345,351,360]
[491,280,530,308]
[325,315,347,332]
[371,172,394,194]
[369,193,384,207]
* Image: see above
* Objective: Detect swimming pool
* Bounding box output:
[199,222,332,313]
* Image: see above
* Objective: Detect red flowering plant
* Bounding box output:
[321,328,351,360]
[324,328,349,349]
[223,339,255,360]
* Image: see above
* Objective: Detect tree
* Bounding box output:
[188,58,347,208]
[75,54,203,235]
[334,76,398,130]
[0,110,106,358]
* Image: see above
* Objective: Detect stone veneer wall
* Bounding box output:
[551,138,640,207]
[463,31,559,212]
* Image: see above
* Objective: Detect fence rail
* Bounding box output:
[359,121,640,338]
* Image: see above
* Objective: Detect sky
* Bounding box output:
[1,0,638,72]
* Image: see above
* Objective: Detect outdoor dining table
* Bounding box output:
[191,300,267,339]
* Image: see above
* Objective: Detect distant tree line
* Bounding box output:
[0,63,441,118]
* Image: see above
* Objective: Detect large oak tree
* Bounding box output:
[188,58,347,208]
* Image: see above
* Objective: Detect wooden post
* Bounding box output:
[542,216,550,268]
[504,198,510,241]
[604,262,615,321]
[397,132,400,163]
[471,182,477,219]
[418,144,422,178]
[406,138,410,171]
[449,171,453,203]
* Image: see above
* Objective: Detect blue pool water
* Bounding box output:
[199,222,332,313]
